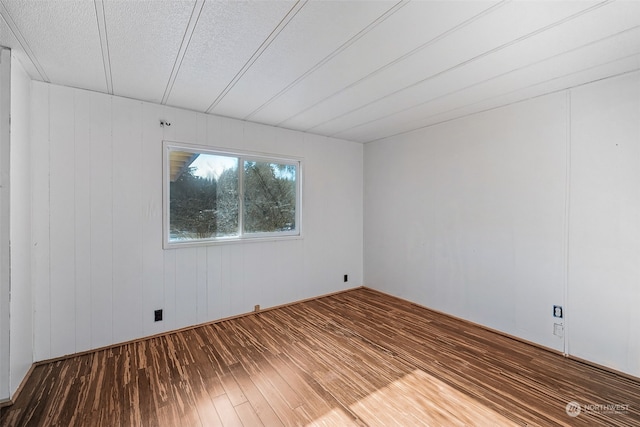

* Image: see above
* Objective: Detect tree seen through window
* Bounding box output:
[168,148,299,243]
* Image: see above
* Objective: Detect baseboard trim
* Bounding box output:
[566,354,640,383]
[35,286,365,367]
[362,286,640,383]
[10,285,639,406]
[0,363,36,408]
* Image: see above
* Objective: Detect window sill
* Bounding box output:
[163,233,303,249]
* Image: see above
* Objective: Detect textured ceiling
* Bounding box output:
[1,0,639,143]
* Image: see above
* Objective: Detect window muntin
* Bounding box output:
[164,142,301,247]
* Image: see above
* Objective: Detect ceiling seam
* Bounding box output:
[0,0,49,81]
[333,25,640,141]
[94,0,113,94]
[304,0,615,135]
[161,0,206,106]
[205,0,308,114]
[242,0,409,122]
[365,57,640,144]
[273,0,510,128]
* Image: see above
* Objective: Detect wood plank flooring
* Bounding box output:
[2,288,639,426]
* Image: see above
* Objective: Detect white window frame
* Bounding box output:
[163,140,302,249]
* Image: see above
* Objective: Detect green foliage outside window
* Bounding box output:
[167,147,299,244]
[170,166,238,239]
[244,161,296,233]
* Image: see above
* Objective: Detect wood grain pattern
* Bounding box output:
[2,288,639,426]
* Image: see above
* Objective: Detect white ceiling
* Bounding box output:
[1,0,639,143]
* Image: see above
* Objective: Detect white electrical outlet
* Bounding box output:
[553,305,563,318]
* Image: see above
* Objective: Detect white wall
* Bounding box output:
[9,54,32,398]
[0,47,10,403]
[364,71,640,377]
[365,92,568,353]
[31,81,363,361]
[568,72,640,376]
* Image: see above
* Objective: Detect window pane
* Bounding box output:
[169,151,238,241]
[243,160,297,233]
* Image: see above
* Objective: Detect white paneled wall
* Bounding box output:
[364,71,640,377]
[9,54,32,398]
[0,48,10,402]
[365,92,568,352]
[31,81,363,361]
[568,72,640,376]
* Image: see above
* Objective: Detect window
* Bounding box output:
[164,142,301,247]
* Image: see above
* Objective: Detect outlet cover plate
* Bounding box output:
[554,323,564,337]
[553,305,563,318]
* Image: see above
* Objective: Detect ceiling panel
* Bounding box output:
[208,0,398,120]
[248,0,501,126]
[399,54,640,142]
[166,0,296,112]
[316,1,640,139]
[2,0,106,92]
[348,40,640,143]
[0,9,40,78]
[1,0,638,143]
[104,0,195,103]
[277,0,602,132]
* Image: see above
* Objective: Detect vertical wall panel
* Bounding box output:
[568,71,640,377]
[196,247,208,323]
[0,48,10,401]
[242,243,264,310]
[73,89,92,353]
[89,92,113,349]
[206,246,222,320]
[141,103,165,336]
[244,121,276,153]
[218,246,232,319]
[195,113,207,144]
[195,114,208,323]
[291,241,306,301]
[172,109,199,329]
[161,111,177,331]
[111,97,144,344]
[48,85,76,357]
[162,250,176,331]
[220,117,244,151]
[205,115,222,148]
[274,242,300,304]
[31,82,50,361]
[175,248,198,329]
[9,55,33,397]
[292,241,307,302]
[228,245,245,315]
[302,133,364,296]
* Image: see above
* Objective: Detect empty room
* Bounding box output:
[1,0,640,426]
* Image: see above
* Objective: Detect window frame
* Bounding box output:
[163,140,302,249]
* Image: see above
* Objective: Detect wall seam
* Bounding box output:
[563,89,572,357]
[0,47,11,401]
[72,90,77,354]
[46,84,51,359]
